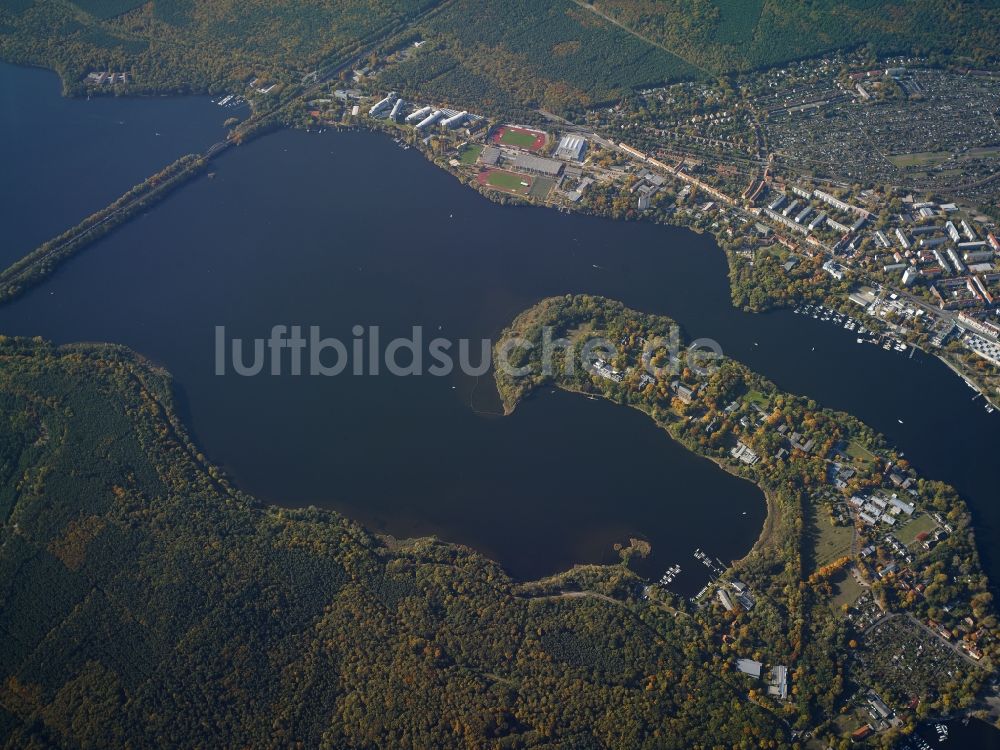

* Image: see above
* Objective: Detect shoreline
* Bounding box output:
[1,57,996,409]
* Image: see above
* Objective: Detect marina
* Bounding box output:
[213,94,246,108]
[693,548,728,579]
[657,563,682,586]
[793,302,911,353]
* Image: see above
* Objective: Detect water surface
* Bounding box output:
[0,62,238,263]
[1,66,998,598]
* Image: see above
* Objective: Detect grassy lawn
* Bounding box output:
[746,389,769,408]
[893,146,1000,169]
[457,143,483,165]
[500,129,539,148]
[845,440,878,464]
[831,710,868,741]
[966,146,1000,159]
[829,568,864,614]
[896,513,938,546]
[813,520,854,569]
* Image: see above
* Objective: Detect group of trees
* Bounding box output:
[0,0,439,96]
[725,244,847,313]
[594,0,1000,74]
[0,337,792,747]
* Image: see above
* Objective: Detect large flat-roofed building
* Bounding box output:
[479,146,501,167]
[736,658,762,678]
[415,110,444,131]
[554,134,587,162]
[511,153,564,178]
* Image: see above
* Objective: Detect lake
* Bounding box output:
[1,62,999,601]
[0,62,241,264]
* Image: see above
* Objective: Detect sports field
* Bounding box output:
[457,143,483,165]
[477,168,532,196]
[492,125,547,152]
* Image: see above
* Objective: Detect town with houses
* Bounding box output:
[281,45,1000,415]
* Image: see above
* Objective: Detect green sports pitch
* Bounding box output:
[477,168,532,195]
[487,170,530,191]
[499,129,539,148]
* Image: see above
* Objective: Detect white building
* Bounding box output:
[404,106,432,124]
[554,134,587,162]
[415,110,444,130]
[822,259,846,280]
[441,111,468,129]
[368,92,398,117]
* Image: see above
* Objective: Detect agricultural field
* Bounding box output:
[477,168,532,196]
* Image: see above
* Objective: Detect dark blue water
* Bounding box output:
[0,64,998,605]
[0,62,240,263]
[912,717,1000,749]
